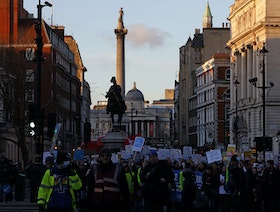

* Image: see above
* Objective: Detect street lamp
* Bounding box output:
[223,91,230,149]
[130,103,137,136]
[233,77,239,152]
[35,0,52,161]
[249,43,273,162]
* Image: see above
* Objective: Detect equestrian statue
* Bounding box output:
[105,77,127,128]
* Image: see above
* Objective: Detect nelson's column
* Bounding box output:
[114,7,128,98]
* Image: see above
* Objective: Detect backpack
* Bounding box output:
[47,168,72,210]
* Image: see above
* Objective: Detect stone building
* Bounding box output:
[194,53,230,149]
[227,0,280,157]
[90,83,173,148]
[0,1,90,163]
[176,2,230,146]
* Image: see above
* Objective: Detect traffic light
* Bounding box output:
[28,104,39,137]
[84,122,91,145]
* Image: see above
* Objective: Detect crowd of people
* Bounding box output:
[33,149,280,212]
[2,148,280,212]
[0,154,23,202]
[35,148,280,212]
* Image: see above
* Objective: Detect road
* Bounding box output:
[0,179,38,211]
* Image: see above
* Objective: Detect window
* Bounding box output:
[26,89,34,102]
[225,69,230,80]
[26,69,34,82]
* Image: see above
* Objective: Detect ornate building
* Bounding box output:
[227,0,280,158]
[176,2,230,146]
[0,0,90,163]
[194,53,230,149]
[91,83,173,148]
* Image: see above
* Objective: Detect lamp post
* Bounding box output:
[130,104,137,136]
[223,92,229,149]
[260,45,269,162]
[233,78,239,151]
[249,43,272,162]
[35,0,52,161]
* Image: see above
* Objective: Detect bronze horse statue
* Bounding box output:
[106,77,127,128]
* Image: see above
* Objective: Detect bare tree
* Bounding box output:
[0,47,34,167]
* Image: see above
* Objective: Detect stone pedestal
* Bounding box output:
[101,130,128,152]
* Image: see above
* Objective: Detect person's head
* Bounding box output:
[266,160,274,170]
[99,147,112,164]
[148,150,158,164]
[119,158,125,164]
[56,151,71,169]
[257,164,265,172]
[230,154,239,167]
[123,163,130,172]
[111,76,116,84]
[173,160,179,168]
[45,156,54,168]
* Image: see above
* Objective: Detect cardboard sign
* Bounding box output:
[132,137,145,152]
[206,149,222,164]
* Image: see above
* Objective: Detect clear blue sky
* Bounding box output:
[24,0,234,107]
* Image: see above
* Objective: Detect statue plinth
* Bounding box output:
[101,130,128,152]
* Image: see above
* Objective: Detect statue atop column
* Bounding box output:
[117,7,124,29]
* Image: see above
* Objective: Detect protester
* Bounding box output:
[170,160,183,211]
[238,160,255,212]
[86,147,129,212]
[0,154,16,202]
[26,157,46,203]
[180,162,197,212]
[37,151,82,212]
[226,155,243,212]
[252,163,265,212]
[73,159,90,212]
[123,163,138,212]
[201,164,220,211]
[141,150,174,212]
[219,164,231,212]
[262,160,280,212]
[135,159,148,212]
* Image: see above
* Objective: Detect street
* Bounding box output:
[0,180,37,212]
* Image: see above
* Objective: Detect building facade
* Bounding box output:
[194,53,230,149]
[90,83,173,148]
[176,2,230,146]
[0,0,90,163]
[227,0,280,157]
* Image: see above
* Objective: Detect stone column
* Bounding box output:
[114,8,128,98]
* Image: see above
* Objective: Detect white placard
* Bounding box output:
[125,145,133,156]
[183,146,192,157]
[206,149,222,164]
[132,137,145,152]
[158,148,170,160]
[142,145,151,155]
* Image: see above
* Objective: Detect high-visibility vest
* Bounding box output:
[91,163,121,204]
[37,168,82,210]
[125,171,135,194]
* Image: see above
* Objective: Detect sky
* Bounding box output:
[23,0,235,107]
